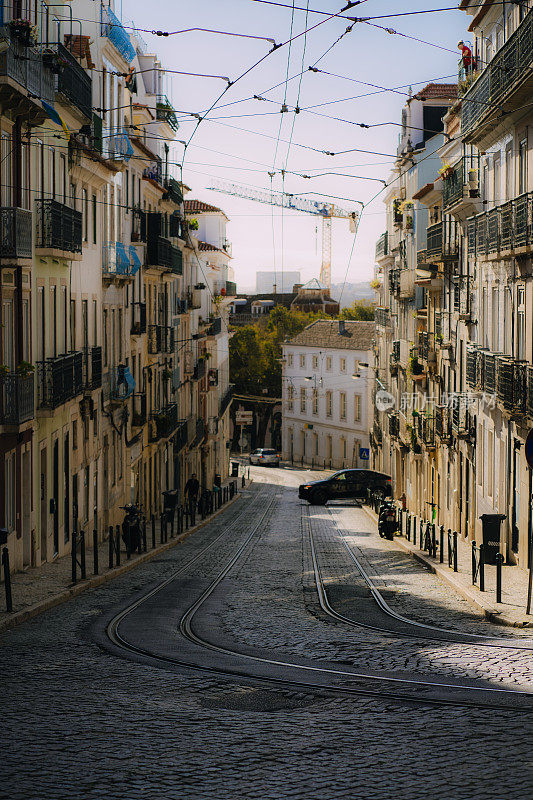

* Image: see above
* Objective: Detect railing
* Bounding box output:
[466,345,479,389]
[442,155,480,211]
[389,268,400,295]
[207,317,222,336]
[102,243,133,276]
[414,412,435,447]
[461,6,533,138]
[156,95,180,131]
[389,412,399,438]
[0,372,34,424]
[147,235,182,271]
[229,312,254,326]
[131,302,147,335]
[194,359,207,380]
[175,418,189,451]
[47,41,92,119]
[132,393,147,427]
[225,280,237,296]
[0,34,55,104]
[375,307,391,327]
[426,217,461,262]
[496,356,527,414]
[151,402,179,441]
[467,193,533,258]
[147,325,174,354]
[375,231,388,259]
[435,406,452,441]
[219,384,234,417]
[35,199,82,253]
[373,421,383,444]
[0,207,32,257]
[83,346,102,390]
[100,7,136,63]
[164,177,183,206]
[37,352,84,409]
[392,340,400,361]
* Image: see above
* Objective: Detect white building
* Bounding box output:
[256,270,301,294]
[281,321,374,469]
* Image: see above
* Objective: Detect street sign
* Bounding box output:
[236,411,253,425]
[359,447,370,461]
[304,423,314,430]
[526,429,533,469]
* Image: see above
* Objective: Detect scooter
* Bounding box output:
[378,500,398,541]
[120,504,143,554]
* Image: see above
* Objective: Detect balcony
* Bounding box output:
[425,217,461,263]
[175,418,189,451]
[389,268,400,296]
[83,346,102,390]
[194,359,207,381]
[102,365,135,404]
[151,403,180,441]
[414,412,435,448]
[207,317,222,337]
[156,95,180,132]
[147,235,182,272]
[37,352,84,409]
[375,307,391,328]
[496,356,527,415]
[399,269,415,299]
[164,177,183,206]
[219,384,234,417]
[466,345,479,390]
[131,302,147,335]
[225,280,237,297]
[100,7,136,63]
[102,243,135,279]
[0,372,34,425]
[147,325,175,355]
[435,406,452,443]
[35,199,82,256]
[375,231,388,261]
[372,422,383,445]
[132,393,147,427]
[442,156,481,220]
[0,207,32,258]
[45,42,92,120]
[0,32,55,114]
[388,412,399,439]
[467,193,533,260]
[527,367,533,419]
[461,7,533,148]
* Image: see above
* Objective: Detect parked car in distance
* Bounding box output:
[249,448,281,467]
[298,469,392,505]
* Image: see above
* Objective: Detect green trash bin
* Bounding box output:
[479,513,506,565]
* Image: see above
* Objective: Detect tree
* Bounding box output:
[338,299,375,321]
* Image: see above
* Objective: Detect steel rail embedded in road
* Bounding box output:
[105,484,533,712]
[316,505,533,652]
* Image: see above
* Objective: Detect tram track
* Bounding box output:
[317,504,533,651]
[102,483,533,712]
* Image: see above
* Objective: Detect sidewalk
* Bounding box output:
[364,505,533,628]
[0,480,246,635]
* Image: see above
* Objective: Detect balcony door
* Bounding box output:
[2,299,14,370]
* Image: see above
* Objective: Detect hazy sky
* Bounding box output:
[122,0,467,292]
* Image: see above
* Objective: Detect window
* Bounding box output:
[517,286,526,360]
[326,356,332,371]
[493,152,501,205]
[4,451,15,531]
[340,392,346,420]
[299,354,305,368]
[82,188,88,241]
[505,145,513,200]
[491,286,499,350]
[103,309,108,366]
[287,385,294,411]
[288,353,293,367]
[340,358,346,373]
[312,388,318,415]
[300,386,306,412]
[326,390,332,417]
[312,355,318,369]
[72,419,78,450]
[92,194,97,243]
[487,429,494,497]
[314,433,319,456]
[519,137,528,194]
[326,435,332,460]
[354,393,361,421]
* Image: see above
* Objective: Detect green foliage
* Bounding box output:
[230,305,325,397]
[338,299,375,321]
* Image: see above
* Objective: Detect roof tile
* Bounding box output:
[285,320,375,351]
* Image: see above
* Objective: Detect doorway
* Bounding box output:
[22,449,31,566]
[52,439,59,556]
[40,448,47,561]
[64,433,70,543]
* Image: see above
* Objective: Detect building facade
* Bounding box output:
[373,0,533,572]
[282,320,374,469]
[0,0,231,575]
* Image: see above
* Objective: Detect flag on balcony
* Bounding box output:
[129,245,141,276]
[41,101,71,141]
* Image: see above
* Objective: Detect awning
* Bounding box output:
[117,365,135,399]
[129,245,142,275]
[116,242,131,274]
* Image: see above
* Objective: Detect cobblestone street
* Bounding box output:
[3,467,533,800]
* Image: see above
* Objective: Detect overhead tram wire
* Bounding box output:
[248,1,524,20]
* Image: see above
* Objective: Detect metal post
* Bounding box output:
[496,552,503,604]
[143,518,147,552]
[439,525,444,564]
[453,531,458,572]
[2,546,13,612]
[71,529,77,584]
[160,514,165,544]
[80,530,86,580]
[151,514,156,548]
[115,526,121,567]
[471,542,475,584]
[93,530,99,575]
[479,544,485,592]
[108,525,114,569]
[413,516,417,546]
[431,524,436,558]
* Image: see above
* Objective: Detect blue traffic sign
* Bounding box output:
[359,447,370,461]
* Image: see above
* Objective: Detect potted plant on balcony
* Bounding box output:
[439,162,454,180]
[0,364,9,378]
[43,49,68,74]
[17,361,35,378]
[8,19,37,47]
[188,218,199,231]
[405,214,414,231]
[409,355,423,376]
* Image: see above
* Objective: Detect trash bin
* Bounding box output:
[163,489,179,512]
[479,513,506,565]
[214,474,222,488]
[231,461,239,477]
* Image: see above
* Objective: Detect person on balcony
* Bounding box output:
[458,41,477,73]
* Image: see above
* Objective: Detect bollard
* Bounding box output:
[115,526,121,567]
[1,546,13,612]
[495,552,504,604]
[431,524,436,559]
[439,526,444,564]
[413,517,417,547]
[93,530,99,575]
[151,514,156,548]
[125,521,131,559]
[242,474,245,488]
[479,544,485,591]
[108,525,114,569]
[71,529,77,584]
[143,518,147,552]
[160,514,165,544]
[453,531,458,572]
[80,530,86,579]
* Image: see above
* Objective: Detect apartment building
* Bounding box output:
[281,320,374,469]
[0,0,232,574]
[374,1,533,571]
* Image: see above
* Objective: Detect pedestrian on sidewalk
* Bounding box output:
[184,473,200,514]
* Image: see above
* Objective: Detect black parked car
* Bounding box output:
[299,469,392,506]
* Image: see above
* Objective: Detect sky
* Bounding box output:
[121,0,468,293]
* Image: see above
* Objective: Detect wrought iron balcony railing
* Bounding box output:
[435,406,452,442]
[175,418,189,451]
[131,302,147,335]
[461,7,533,139]
[194,359,207,381]
[442,155,480,211]
[388,412,399,439]
[0,207,32,258]
[35,199,82,254]
[156,95,180,132]
[225,280,237,297]
[83,346,102,390]
[147,325,175,354]
[425,217,461,262]
[151,402,180,441]
[496,356,527,414]
[219,384,234,417]
[467,193,533,258]
[207,317,222,336]
[375,231,388,260]
[38,352,84,409]
[147,235,182,271]
[0,372,34,424]
[375,307,391,328]
[46,41,92,119]
[0,33,55,105]
[164,177,183,206]
[132,393,147,427]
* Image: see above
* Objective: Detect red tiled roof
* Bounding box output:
[64,34,94,68]
[412,83,458,101]
[197,240,231,257]
[184,199,224,215]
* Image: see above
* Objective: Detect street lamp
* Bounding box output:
[305,376,323,387]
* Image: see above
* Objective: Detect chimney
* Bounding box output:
[339,320,346,335]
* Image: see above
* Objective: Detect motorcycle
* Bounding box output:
[378,500,398,541]
[121,504,143,554]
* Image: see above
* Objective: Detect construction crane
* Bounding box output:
[207,180,360,290]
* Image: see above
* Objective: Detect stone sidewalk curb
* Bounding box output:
[362,505,532,628]
[0,484,250,636]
